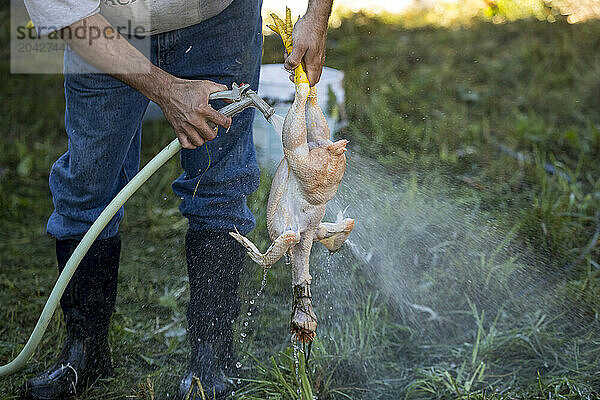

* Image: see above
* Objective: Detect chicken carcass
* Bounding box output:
[230,9,354,343]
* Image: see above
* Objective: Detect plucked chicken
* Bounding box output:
[230,9,354,343]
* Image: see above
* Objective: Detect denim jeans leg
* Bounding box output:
[47,48,150,240]
[165,0,263,235]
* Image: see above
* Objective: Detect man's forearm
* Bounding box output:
[305,0,333,26]
[283,0,333,86]
[60,13,231,149]
[61,13,174,106]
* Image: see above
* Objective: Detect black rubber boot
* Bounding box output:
[178,230,245,400]
[22,235,121,400]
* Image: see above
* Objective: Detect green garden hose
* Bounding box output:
[0,84,274,377]
[0,138,182,377]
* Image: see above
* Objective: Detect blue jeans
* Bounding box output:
[47,0,263,240]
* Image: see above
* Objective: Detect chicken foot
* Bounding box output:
[288,231,318,343]
[315,218,355,253]
[291,282,317,343]
[229,227,300,270]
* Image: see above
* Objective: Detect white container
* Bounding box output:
[254,64,345,168]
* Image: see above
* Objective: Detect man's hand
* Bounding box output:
[60,14,232,150]
[283,1,333,86]
[158,79,232,149]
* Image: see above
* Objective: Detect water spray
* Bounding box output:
[0,83,275,377]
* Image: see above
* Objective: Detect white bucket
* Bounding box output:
[253,64,346,168]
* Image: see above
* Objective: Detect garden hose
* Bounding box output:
[0,86,275,377]
[0,138,181,377]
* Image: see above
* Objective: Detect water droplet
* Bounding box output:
[236,362,242,369]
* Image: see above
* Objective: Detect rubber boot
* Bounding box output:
[178,230,245,400]
[22,235,121,400]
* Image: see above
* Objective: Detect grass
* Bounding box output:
[2,3,600,400]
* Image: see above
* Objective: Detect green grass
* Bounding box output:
[2,4,600,400]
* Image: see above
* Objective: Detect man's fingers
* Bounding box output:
[181,123,205,147]
[206,81,228,94]
[206,82,231,103]
[186,102,231,143]
[188,111,219,141]
[304,48,325,86]
[285,42,325,85]
[284,46,305,70]
[198,105,231,130]
[200,106,231,129]
[176,129,197,149]
[306,65,322,87]
[186,117,216,142]
[195,119,220,142]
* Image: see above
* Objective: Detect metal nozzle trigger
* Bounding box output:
[207,83,275,126]
[208,82,251,102]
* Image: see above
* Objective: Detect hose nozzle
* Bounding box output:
[209,83,274,122]
[248,91,275,121]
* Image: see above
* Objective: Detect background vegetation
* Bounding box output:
[1,1,599,399]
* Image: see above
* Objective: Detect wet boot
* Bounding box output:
[22,235,121,400]
[178,230,245,400]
